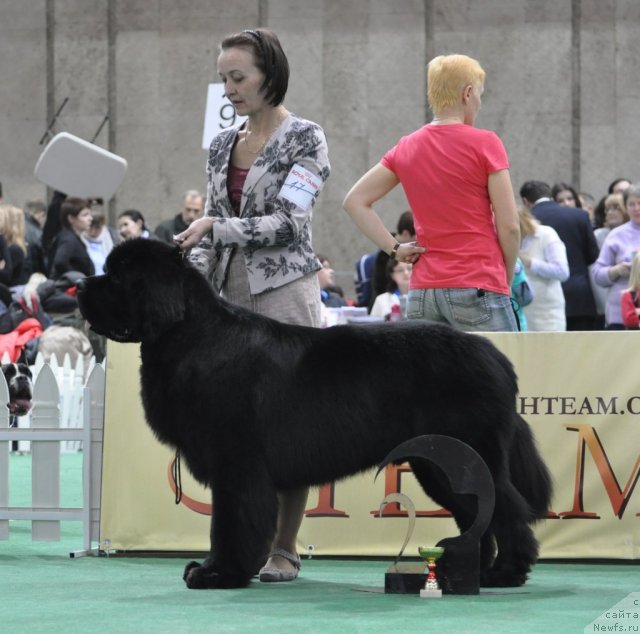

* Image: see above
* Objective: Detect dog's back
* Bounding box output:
[254,321,520,486]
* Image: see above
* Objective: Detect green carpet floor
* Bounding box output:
[1,454,638,633]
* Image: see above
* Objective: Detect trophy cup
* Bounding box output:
[377,435,496,596]
[418,546,444,599]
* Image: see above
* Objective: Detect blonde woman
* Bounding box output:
[594,193,628,249]
[518,206,570,331]
[0,204,29,286]
[343,54,520,331]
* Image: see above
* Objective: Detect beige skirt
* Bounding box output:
[221,250,321,327]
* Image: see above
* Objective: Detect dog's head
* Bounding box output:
[77,239,187,343]
[3,363,33,416]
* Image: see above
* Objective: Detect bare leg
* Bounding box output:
[259,486,308,581]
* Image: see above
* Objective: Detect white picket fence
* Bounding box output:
[0,352,105,557]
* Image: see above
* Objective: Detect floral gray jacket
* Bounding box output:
[188,113,331,295]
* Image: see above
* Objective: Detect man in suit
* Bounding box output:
[520,180,600,330]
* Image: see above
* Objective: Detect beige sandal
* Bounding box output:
[258,548,301,582]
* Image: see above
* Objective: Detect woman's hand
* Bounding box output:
[395,241,426,264]
[173,217,214,250]
[610,261,632,281]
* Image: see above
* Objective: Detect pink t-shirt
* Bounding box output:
[381,124,510,296]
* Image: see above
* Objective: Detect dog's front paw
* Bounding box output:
[183,561,251,589]
[183,562,212,589]
[183,561,201,583]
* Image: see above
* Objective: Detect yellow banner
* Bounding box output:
[100,333,640,558]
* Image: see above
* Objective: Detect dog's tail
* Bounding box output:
[509,415,553,520]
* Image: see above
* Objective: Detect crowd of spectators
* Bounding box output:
[350,177,640,331]
[4,173,639,337]
[0,184,205,363]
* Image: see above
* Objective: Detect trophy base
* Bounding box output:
[420,588,443,599]
[384,563,427,594]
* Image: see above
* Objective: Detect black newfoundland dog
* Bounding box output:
[77,239,551,590]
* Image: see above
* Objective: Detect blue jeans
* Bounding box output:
[406,287,518,332]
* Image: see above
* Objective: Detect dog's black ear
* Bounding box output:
[138,264,186,342]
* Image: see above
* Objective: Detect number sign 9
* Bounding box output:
[202,84,247,149]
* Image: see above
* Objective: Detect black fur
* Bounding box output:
[77,239,552,590]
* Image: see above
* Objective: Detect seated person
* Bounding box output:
[370,258,411,319]
[354,210,415,311]
[317,254,346,308]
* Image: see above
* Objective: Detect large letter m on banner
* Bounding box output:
[560,424,640,519]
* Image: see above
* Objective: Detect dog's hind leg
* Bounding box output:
[480,475,539,588]
[510,415,553,520]
[480,418,551,587]
[184,460,279,589]
[408,459,496,572]
[408,459,477,529]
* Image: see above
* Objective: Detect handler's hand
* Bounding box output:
[396,241,426,265]
[173,217,215,250]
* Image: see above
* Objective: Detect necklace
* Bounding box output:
[243,119,269,154]
[243,112,285,154]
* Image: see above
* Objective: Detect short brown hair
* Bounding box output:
[60,197,90,229]
[220,28,289,106]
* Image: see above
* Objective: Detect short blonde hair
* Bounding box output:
[604,193,626,211]
[427,54,486,113]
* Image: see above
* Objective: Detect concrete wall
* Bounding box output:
[1,0,639,296]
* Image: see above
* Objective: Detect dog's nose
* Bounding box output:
[76,278,88,293]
